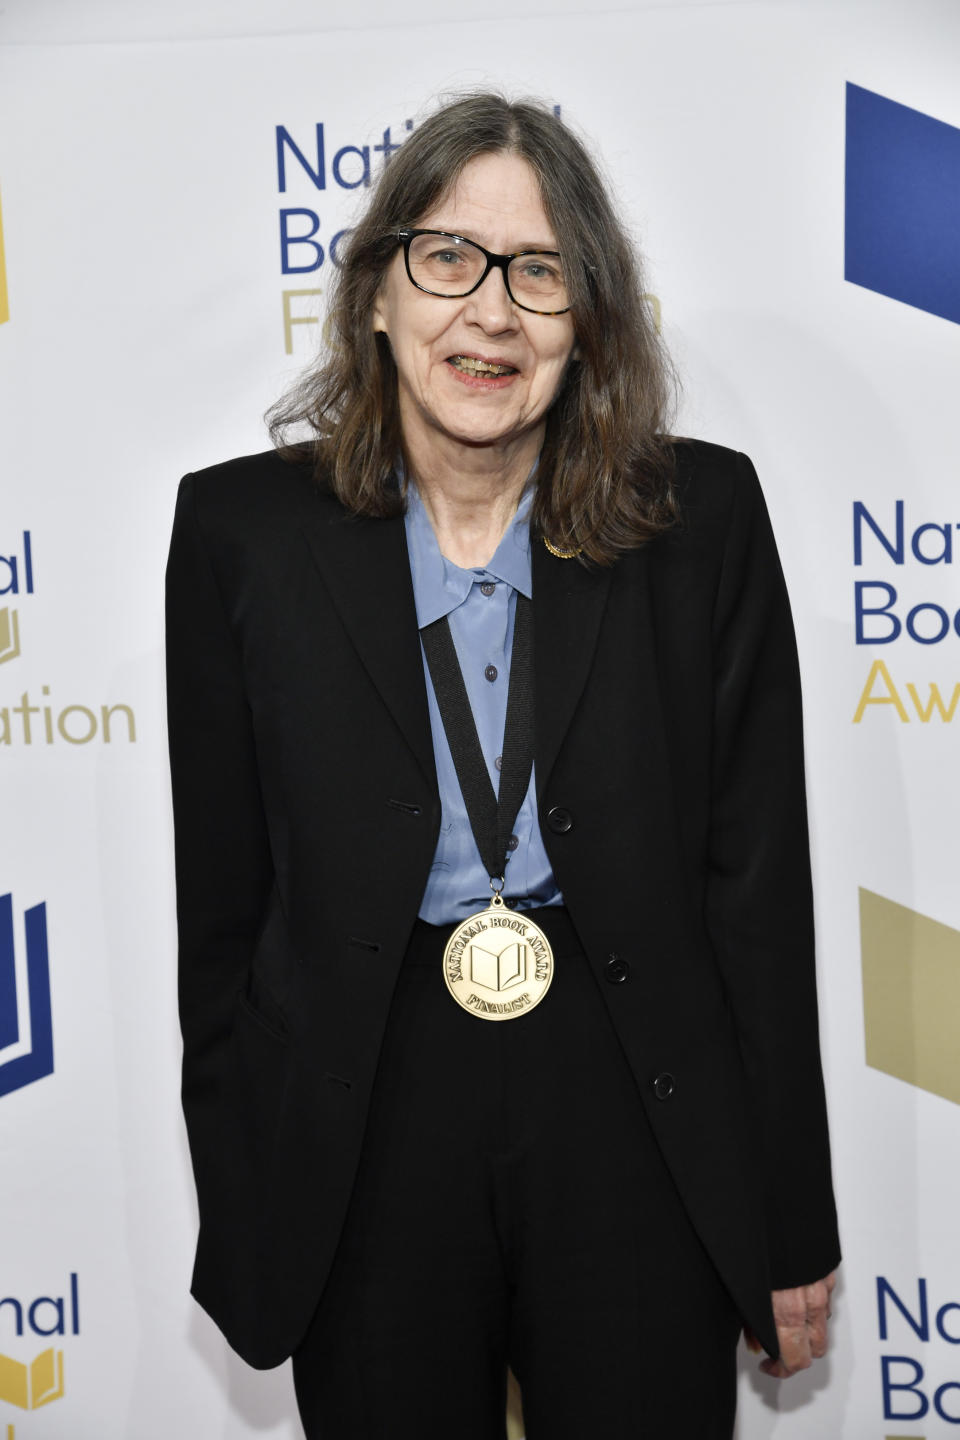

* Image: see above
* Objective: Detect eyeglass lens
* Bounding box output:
[407,233,568,313]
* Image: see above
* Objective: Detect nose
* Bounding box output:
[465,263,517,331]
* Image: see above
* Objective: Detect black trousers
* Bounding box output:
[292,908,741,1439]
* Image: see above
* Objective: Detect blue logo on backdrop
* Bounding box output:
[878,1276,960,1425]
[845,81,960,326]
[0,893,53,1098]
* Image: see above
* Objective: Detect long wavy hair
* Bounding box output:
[267,93,679,564]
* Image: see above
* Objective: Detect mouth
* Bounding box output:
[446,354,519,377]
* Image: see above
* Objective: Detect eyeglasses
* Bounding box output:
[394,229,570,316]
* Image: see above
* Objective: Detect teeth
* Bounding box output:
[450,355,516,376]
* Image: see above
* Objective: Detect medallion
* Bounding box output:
[443,894,554,1021]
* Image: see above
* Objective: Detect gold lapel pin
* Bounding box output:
[542,536,582,559]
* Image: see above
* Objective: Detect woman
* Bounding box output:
[166,93,840,1438]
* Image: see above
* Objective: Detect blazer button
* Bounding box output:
[653,1072,675,1101]
[604,954,629,984]
[546,806,573,834]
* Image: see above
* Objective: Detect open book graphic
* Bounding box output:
[470,942,527,992]
[0,608,20,665]
[0,1348,64,1409]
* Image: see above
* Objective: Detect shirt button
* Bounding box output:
[506,834,519,851]
[495,756,503,771]
[480,581,496,596]
[484,664,498,682]
[653,1073,676,1101]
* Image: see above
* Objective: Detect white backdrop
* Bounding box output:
[1,1,958,1435]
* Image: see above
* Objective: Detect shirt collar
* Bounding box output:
[404,474,533,631]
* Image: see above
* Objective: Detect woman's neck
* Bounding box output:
[406,433,540,569]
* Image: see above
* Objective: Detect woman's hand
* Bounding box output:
[744,1271,837,1377]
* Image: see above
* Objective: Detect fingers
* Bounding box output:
[807,1282,830,1359]
[759,1355,794,1378]
[774,1296,812,1375]
[763,1274,837,1379]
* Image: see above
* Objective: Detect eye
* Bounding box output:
[515,257,563,283]
[428,247,468,267]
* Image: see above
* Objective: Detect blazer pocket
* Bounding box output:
[236,986,289,1045]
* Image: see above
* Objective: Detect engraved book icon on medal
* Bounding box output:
[421,594,554,1021]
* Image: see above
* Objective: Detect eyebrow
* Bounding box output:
[428,227,560,252]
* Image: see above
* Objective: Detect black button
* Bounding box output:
[653,1072,675,1101]
[480,581,496,596]
[604,954,629,984]
[484,664,498,682]
[506,834,519,852]
[494,755,502,771]
[546,806,573,834]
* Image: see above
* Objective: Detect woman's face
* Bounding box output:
[373,151,577,462]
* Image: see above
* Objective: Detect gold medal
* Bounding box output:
[443,892,554,1021]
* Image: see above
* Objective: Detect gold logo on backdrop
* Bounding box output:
[0,1348,64,1409]
[282,288,323,354]
[854,659,960,723]
[0,609,20,665]
[0,187,9,326]
[0,535,139,745]
[861,887,960,1106]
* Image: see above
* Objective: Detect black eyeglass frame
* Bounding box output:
[394,228,572,316]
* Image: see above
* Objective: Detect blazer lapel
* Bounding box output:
[300,505,437,790]
[532,541,613,796]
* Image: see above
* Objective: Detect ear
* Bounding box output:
[372,291,388,335]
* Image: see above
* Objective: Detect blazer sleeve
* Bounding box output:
[705,452,840,1291]
[165,474,274,1132]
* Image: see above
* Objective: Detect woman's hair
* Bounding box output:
[267,92,679,563]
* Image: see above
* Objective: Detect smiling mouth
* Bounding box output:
[447,355,518,376]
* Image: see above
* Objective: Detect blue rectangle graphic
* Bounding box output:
[0,896,53,1097]
[845,82,960,326]
[0,893,19,1050]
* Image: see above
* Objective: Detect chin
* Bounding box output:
[434,401,540,443]
[437,421,530,449]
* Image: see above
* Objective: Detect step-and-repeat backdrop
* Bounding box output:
[1,0,958,1434]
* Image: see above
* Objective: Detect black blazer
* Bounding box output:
[165,438,840,1370]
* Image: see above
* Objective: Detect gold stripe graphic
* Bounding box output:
[861,887,960,1106]
[0,186,8,325]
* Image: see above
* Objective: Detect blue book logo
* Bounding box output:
[0,893,53,1098]
[845,82,960,326]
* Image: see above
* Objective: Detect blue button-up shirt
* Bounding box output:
[404,482,563,925]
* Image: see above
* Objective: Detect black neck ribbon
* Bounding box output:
[420,593,534,888]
